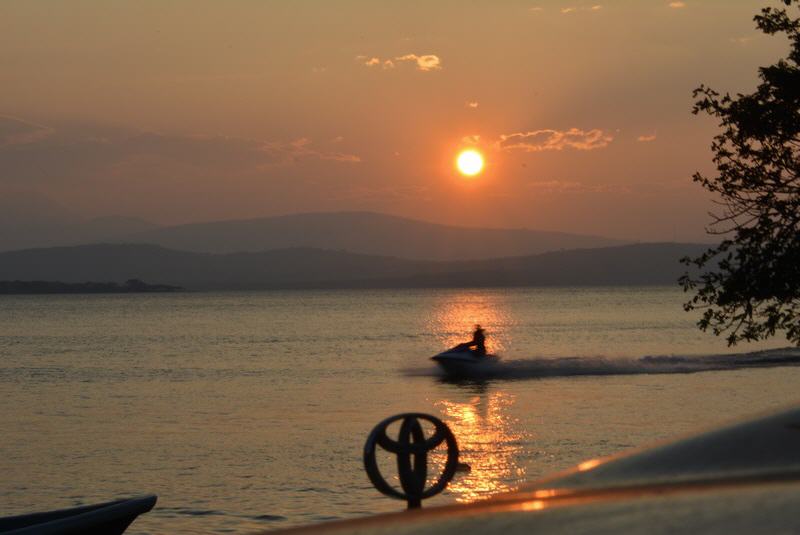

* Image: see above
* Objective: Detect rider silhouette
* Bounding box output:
[470,324,486,356]
[455,324,486,356]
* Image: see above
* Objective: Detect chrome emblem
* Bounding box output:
[363,413,459,509]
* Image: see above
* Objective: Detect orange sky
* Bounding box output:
[0,1,792,241]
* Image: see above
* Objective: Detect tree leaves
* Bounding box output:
[682,1,800,346]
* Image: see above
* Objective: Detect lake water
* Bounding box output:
[2,287,799,534]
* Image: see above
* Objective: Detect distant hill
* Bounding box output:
[0,191,159,251]
[122,211,627,260]
[0,215,160,251]
[0,243,710,290]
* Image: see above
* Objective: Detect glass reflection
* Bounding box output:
[435,390,527,502]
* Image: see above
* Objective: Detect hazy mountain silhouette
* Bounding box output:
[0,191,159,251]
[123,211,627,260]
[0,215,159,251]
[0,242,709,290]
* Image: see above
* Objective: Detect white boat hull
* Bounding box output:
[431,350,499,377]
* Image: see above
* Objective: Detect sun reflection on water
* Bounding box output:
[435,391,528,502]
[425,290,525,502]
[428,291,512,355]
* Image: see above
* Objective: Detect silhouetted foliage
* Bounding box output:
[681,0,800,345]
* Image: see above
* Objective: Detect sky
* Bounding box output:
[0,0,793,241]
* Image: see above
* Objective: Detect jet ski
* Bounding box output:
[431,346,499,377]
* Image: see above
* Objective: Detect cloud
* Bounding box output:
[0,117,360,187]
[461,135,481,145]
[395,54,441,71]
[730,36,753,46]
[466,101,479,109]
[561,5,601,14]
[498,128,614,152]
[527,180,631,195]
[332,184,430,203]
[358,54,439,71]
[637,134,657,142]
[358,56,386,68]
[276,138,361,163]
[668,2,686,8]
[356,55,393,69]
[0,115,55,147]
[529,6,544,12]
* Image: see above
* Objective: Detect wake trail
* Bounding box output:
[407,347,800,380]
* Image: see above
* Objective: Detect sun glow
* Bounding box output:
[456,149,484,177]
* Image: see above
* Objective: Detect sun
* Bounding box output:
[456,149,484,177]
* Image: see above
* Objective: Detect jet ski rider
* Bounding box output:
[455,324,487,357]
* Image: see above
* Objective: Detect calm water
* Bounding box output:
[2,287,799,534]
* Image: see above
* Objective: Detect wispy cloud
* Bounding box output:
[461,135,481,145]
[0,117,361,187]
[730,36,753,46]
[332,184,430,202]
[527,180,631,194]
[561,5,602,14]
[357,56,394,69]
[668,1,686,8]
[498,128,613,152]
[357,53,440,71]
[272,138,362,163]
[395,54,441,71]
[466,101,479,109]
[0,115,55,147]
[637,133,657,142]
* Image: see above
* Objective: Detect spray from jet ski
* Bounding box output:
[418,347,800,381]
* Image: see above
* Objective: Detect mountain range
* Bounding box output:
[1,196,626,260]
[0,242,709,290]
[0,191,158,251]
[122,211,627,260]
[0,196,710,289]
